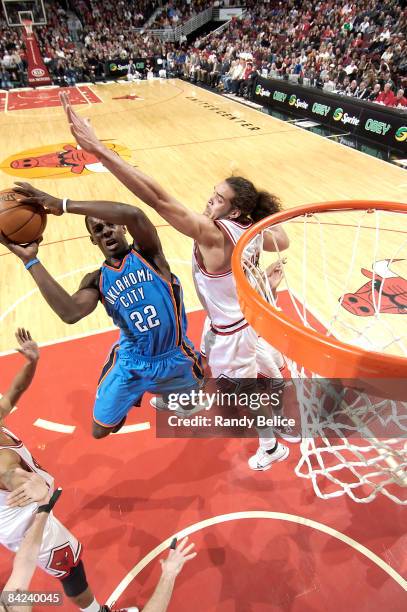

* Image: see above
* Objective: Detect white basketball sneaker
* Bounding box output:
[149,396,171,412]
[248,442,289,471]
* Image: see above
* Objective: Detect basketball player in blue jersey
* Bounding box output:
[0,189,203,440]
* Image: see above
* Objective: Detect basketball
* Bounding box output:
[0,189,47,244]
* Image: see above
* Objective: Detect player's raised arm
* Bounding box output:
[0,329,39,420]
[142,537,197,612]
[13,182,165,258]
[60,92,219,247]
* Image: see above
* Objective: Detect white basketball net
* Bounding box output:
[242,207,407,504]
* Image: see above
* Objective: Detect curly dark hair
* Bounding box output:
[225,176,282,222]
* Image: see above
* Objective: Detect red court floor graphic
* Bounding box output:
[0,310,405,611]
[0,86,102,112]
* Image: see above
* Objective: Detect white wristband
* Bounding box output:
[62,198,69,213]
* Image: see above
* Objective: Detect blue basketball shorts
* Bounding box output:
[93,341,203,428]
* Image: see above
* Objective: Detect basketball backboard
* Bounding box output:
[2,0,46,26]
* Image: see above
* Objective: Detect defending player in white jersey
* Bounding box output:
[59,93,298,471]
[0,329,137,612]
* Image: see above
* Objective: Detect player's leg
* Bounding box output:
[256,337,301,443]
[92,415,127,440]
[92,345,142,439]
[37,515,138,611]
[199,316,211,375]
[205,325,289,471]
[149,340,204,414]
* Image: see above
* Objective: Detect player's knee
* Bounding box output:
[60,560,88,598]
[92,423,111,439]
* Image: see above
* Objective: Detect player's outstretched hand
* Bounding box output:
[7,469,48,508]
[266,258,286,292]
[0,232,41,264]
[60,92,102,155]
[15,328,39,363]
[160,537,197,578]
[13,182,63,216]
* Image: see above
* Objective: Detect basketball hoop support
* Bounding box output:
[22,18,33,36]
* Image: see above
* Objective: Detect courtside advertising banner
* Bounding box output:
[105,57,155,78]
[253,76,407,151]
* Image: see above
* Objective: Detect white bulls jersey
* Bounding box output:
[192,218,262,332]
[193,219,284,379]
[0,427,54,549]
[0,427,81,579]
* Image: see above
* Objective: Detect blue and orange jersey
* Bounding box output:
[99,246,189,357]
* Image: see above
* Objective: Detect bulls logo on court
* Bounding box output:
[341,260,407,316]
[0,142,131,179]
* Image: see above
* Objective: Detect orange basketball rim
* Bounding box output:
[232,200,407,380]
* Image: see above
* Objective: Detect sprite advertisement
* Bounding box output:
[253,76,406,151]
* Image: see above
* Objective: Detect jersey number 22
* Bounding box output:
[130,305,161,332]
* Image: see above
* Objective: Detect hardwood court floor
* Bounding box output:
[0,79,405,354]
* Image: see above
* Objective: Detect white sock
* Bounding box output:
[80,599,101,612]
[256,426,276,450]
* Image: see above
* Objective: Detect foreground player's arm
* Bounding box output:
[0,238,99,324]
[2,509,50,594]
[60,93,219,246]
[143,537,197,612]
[0,329,39,421]
[3,487,61,595]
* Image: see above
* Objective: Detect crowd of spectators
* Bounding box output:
[149,0,212,30]
[148,0,238,30]
[179,0,406,108]
[0,0,166,86]
[0,17,24,89]
[70,0,157,32]
[0,0,405,109]
[38,1,165,84]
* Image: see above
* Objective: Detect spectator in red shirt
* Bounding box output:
[375,82,396,106]
[394,88,407,108]
[238,60,255,97]
[352,33,364,49]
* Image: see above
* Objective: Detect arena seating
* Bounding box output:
[0,0,405,107]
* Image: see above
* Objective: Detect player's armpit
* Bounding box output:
[78,269,101,291]
[263,226,290,252]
